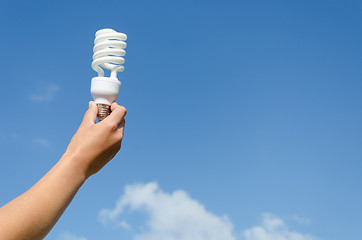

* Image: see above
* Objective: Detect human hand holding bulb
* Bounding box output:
[91,28,127,121]
[65,101,126,178]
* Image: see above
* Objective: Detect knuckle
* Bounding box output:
[115,132,123,142]
[116,133,123,142]
[119,106,127,115]
[105,121,118,131]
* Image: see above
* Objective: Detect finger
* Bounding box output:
[118,118,125,130]
[105,102,127,125]
[116,119,126,142]
[82,101,98,125]
[110,101,120,112]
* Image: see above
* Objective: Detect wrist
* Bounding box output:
[60,150,89,182]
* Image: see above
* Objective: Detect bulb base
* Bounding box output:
[97,104,110,121]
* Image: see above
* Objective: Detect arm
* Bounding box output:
[0,101,127,240]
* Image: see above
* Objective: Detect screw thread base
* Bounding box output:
[97,104,110,121]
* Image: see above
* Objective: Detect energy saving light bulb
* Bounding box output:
[91,28,127,121]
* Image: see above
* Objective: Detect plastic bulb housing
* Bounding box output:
[90,28,127,121]
[91,77,121,106]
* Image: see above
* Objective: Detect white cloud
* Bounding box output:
[34,138,50,147]
[118,220,132,230]
[56,231,87,240]
[242,213,318,240]
[0,132,25,144]
[99,182,236,240]
[0,132,50,148]
[9,133,23,141]
[291,215,311,225]
[99,182,320,240]
[30,83,59,102]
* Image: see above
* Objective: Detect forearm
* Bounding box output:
[0,152,87,240]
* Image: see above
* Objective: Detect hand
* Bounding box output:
[65,101,127,178]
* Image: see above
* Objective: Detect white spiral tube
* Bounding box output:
[90,28,127,121]
[92,29,127,78]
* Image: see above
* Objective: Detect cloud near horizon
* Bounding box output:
[242,213,319,240]
[99,182,235,240]
[99,182,319,240]
[56,231,87,240]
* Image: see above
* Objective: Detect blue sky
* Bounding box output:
[0,0,362,239]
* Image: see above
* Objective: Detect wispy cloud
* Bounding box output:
[30,83,59,102]
[99,182,320,240]
[291,215,312,225]
[34,138,50,147]
[56,231,87,240]
[0,132,50,148]
[118,220,132,230]
[242,213,318,240]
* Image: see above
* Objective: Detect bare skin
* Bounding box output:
[0,101,127,240]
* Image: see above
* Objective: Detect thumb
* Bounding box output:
[82,101,98,125]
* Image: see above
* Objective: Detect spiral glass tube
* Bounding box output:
[91,29,127,121]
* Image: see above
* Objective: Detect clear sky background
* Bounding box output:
[0,0,362,239]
